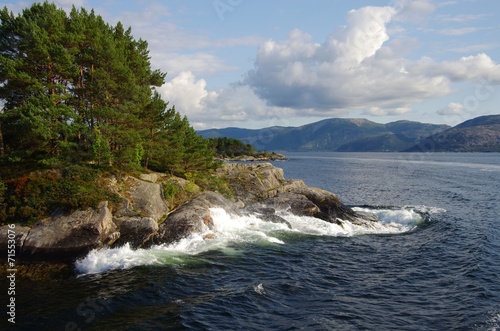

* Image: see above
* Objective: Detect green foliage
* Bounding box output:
[161,178,198,211]
[209,137,257,157]
[162,179,179,201]
[92,127,112,166]
[0,1,167,170]
[185,172,233,199]
[0,166,118,225]
[0,2,220,223]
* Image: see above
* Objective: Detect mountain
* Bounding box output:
[405,115,500,152]
[199,118,450,152]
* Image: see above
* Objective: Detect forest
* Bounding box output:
[0,2,221,222]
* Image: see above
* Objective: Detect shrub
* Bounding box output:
[1,166,118,225]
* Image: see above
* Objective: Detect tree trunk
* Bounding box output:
[0,122,4,157]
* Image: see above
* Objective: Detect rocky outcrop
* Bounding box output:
[217,163,366,225]
[19,202,118,262]
[217,162,307,202]
[146,191,237,246]
[111,217,158,249]
[115,176,169,220]
[261,187,360,225]
[0,163,378,275]
[0,176,171,263]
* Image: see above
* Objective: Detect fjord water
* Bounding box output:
[3,153,500,331]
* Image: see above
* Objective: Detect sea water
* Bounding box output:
[2,152,499,331]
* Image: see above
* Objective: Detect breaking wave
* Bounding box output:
[75,206,435,275]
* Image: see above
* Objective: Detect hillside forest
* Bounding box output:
[0,2,221,222]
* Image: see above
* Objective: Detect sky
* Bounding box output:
[3,0,500,129]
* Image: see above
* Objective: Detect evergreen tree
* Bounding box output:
[0,3,78,166]
[0,1,221,223]
[0,1,216,176]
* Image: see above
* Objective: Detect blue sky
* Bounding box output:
[4,0,500,129]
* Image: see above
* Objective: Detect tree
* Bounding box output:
[0,2,167,171]
[0,1,222,223]
[0,3,78,166]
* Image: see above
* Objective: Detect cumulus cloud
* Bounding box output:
[159,72,296,129]
[437,102,465,116]
[154,1,500,128]
[158,71,216,116]
[243,2,500,118]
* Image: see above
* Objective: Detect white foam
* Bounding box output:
[489,312,500,331]
[254,283,266,295]
[75,206,427,275]
[353,207,424,228]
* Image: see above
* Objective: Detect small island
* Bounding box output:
[209,137,287,161]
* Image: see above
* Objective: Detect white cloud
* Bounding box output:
[393,0,437,23]
[437,102,465,116]
[158,72,298,129]
[152,52,237,78]
[446,43,498,54]
[242,3,500,120]
[158,71,216,117]
[431,54,500,83]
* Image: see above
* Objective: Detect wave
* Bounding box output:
[75,206,431,275]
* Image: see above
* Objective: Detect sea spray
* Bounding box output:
[75,206,427,275]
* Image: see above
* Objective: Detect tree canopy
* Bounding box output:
[0,1,215,173]
[0,2,217,222]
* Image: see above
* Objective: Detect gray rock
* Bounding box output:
[260,214,292,229]
[147,191,237,246]
[112,217,159,249]
[0,225,31,256]
[289,187,359,221]
[115,177,169,221]
[139,173,159,183]
[217,162,306,202]
[20,202,117,262]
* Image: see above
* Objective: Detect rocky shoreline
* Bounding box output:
[0,162,377,279]
[216,153,287,162]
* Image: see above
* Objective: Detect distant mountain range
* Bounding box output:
[404,115,500,152]
[199,115,500,152]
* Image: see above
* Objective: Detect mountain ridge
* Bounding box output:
[200,115,500,152]
[404,115,500,152]
[199,117,451,152]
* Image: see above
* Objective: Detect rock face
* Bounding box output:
[115,176,169,220]
[111,217,158,249]
[147,191,237,246]
[20,202,117,262]
[217,163,363,225]
[0,175,171,263]
[257,186,360,225]
[110,176,170,249]
[217,162,307,202]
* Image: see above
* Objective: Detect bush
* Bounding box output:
[0,166,118,225]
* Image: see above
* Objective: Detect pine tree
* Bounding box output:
[0,3,78,167]
[1,1,215,177]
